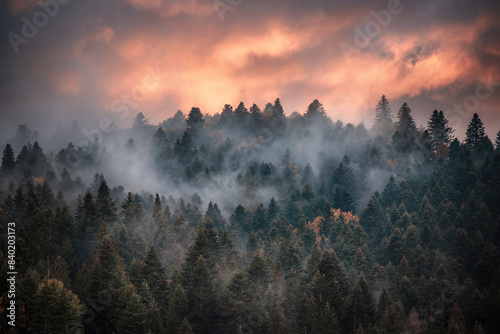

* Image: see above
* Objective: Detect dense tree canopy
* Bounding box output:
[0,98,499,333]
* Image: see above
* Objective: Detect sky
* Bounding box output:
[1,0,500,143]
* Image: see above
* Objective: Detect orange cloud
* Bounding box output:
[55,70,81,96]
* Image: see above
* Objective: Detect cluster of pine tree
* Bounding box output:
[0,96,499,333]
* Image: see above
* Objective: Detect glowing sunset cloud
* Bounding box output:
[0,0,499,140]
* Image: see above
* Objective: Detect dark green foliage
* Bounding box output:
[465,113,488,153]
[344,274,375,333]
[1,143,16,174]
[396,102,417,135]
[373,95,393,138]
[3,96,500,334]
[142,246,169,315]
[360,195,383,241]
[31,279,84,333]
[309,249,350,316]
[428,110,453,146]
[333,186,356,213]
[305,99,327,121]
[167,284,189,333]
[381,175,398,208]
[186,107,205,130]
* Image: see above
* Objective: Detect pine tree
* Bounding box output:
[268,197,280,222]
[333,186,356,213]
[267,303,290,334]
[247,252,271,287]
[142,246,169,316]
[132,112,149,130]
[184,255,219,332]
[381,175,398,208]
[225,271,254,332]
[252,204,268,232]
[375,289,405,333]
[305,99,327,121]
[495,130,500,152]
[32,279,84,333]
[167,284,188,333]
[186,107,205,130]
[79,233,127,333]
[393,102,417,152]
[177,318,195,334]
[220,104,234,126]
[306,242,322,278]
[151,127,168,155]
[1,143,16,174]
[270,98,286,131]
[396,102,417,134]
[250,103,263,129]
[75,191,101,265]
[30,141,51,176]
[465,113,489,153]
[97,180,116,222]
[309,249,350,316]
[234,102,249,121]
[115,283,149,334]
[373,95,393,135]
[427,110,453,147]
[359,195,384,241]
[344,274,375,333]
[302,163,314,186]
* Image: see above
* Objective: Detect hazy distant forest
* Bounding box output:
[1,96,500,334]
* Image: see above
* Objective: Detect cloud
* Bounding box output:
[0,0,499,144]
[6,0,38,16]
[121,0,214,18]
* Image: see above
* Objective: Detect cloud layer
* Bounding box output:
[1,0,499,142]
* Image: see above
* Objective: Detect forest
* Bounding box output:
[0,96,499,334]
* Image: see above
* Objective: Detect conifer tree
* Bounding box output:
[186,107,205,130]
[97,180,116,222]
[1,143,15,175]
[309,249,350,316]
[333,186,356,213]
[373,95,393,136]
[132,112,149,130]
[305,99,327,121]
[225,271,254,332]
[381,175,398,208]
[465,113,490,153]
[177,318,195,334]
[142,246,169,316]
[427,110,453,147]
[396,102,417,134]
[32,279,84,333]
[495,130,500,152]
[344,274,375,333]
[167,284,188,333]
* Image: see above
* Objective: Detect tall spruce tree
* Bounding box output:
[465,113,489,153]
[1,143,16,174]
[373,95,393,135]
[305,99,327,121]
[427,110,453,147]
[186,107,205,130]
